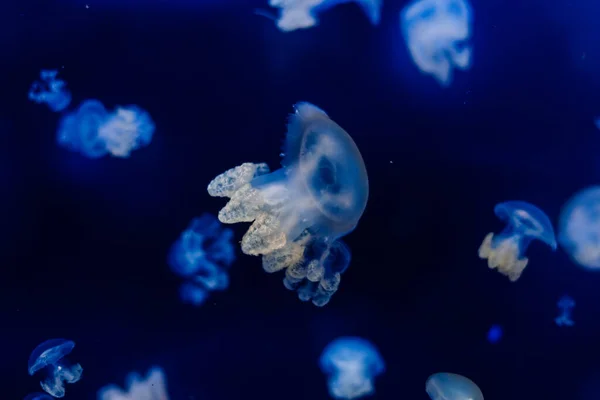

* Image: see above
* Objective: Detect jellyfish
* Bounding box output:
[28,69,72,112]
[97,366,169,400]
[400,0,473,86]
[207,102,368,306]
[262,0,382,32]
[24,393,54,400]
[558,186,600,270]
[426,372,483,400]
[555,295,575,327]
[168,213,236,306]
[57,99,154,159]
[28,339,83,398]
[478,201,557,282]
[319,337,385,400]
[486,324,502,344]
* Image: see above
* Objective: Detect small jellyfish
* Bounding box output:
[263,0,382,32]
[400,0,473,86]
[555,295,575,327]
[558,186,600,270]
[208,102,368,306]
[24,393,54,400]
[168,213,236,306]
[28,339,83,398]
[486,324,502,344]
[97,366,169,400]
[426,372,483,400]
[478,201,557,282]
[28,69,72,112]
[319,337,385,400]
[57,100,154,159]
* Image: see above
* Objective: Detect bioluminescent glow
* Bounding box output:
[486,324,502,344]
[24,393,54,400]
[28,69,72,112]
[558,186,600,270]
[208,102,368,306]
[478,201,557,282]
[57,99,154,159]
[425,372,483,400]
[555,295,575,327]
[28,339,83,398]
[263,0,381,32]
[168,213,236,306]
[400,0,473,86]
[97,366,169,400]
[319,337,385,400]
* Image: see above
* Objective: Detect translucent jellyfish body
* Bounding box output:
[57,99,154,159]
[319,337,385,400]
[555,295,575,327]
[426,373,483,400]
[28,339,83,398]
[478,201,557,282]
[28,69,72,112]
[558,186,600,270]
[207,102,368,306]
[24,393,54,400]
[400,0,473,86]
[168,213,236,306]
[265,0,382,32]
[97,366,169,400]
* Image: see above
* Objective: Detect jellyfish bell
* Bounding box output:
[24,393,54,400]
[426,372,483,400]
[493,201,557,250]
[28,339,83,398]
[28,339,75,376]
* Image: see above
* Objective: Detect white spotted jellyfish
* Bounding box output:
[426,372,484,400]
[28,339,83,398]
[478,201,557,282]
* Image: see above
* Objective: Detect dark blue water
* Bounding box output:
[3,0,600,398]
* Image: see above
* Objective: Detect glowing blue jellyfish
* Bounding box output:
[555,295,575,327]
[263,0,381,32]
[319,337,385,400]
[400,0,473,86]
[97,366,169,400]
[24,393,54,400]
[426,373,483,400]
[28,339,83,398]
[207,102,368,306]
[486,324,502,344]
[168,213,236,306]
[478,201,557,282]
[558,186,600,270]
[28,69,72,112]
[57,100,154,159]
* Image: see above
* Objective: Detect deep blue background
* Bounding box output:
[2,0,600,398]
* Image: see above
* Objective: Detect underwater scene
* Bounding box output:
[4,0,600,398]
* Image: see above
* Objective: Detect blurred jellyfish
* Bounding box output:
[28,69,72,112]
[57,100,154,159]
[168,213,236,306]
[558,186,600,270]
[24,393,54,400]
[319,337,385,400]
[28,339,83,398]
[486,324,502,344]
[262,0,381,32]
[426,372,483,400]
[97,366,169,400]
[555,295,575,327]
[208,102,368,306]
[400,0,473,86]
[478,201,557,282]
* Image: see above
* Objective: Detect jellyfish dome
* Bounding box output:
[426,372,484,400]
[24,393,54,400]
[208,102,368,306]
[28,339,83,398]
[558,186,600,270]
[478,200,556,282]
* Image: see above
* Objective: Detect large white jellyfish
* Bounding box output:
[478,201,557,282]
[426,372,483,400]
[319,337,385,400]
[263,0,382,32]
[97,366,169,400]
[558,186,600,270]
[400,0,473,86]
[207,102,368,306]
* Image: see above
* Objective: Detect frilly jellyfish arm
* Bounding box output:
[425,372,483,400]
[400,0,473,86]
[98,367,169,400]
[97,105,155,158]
[478,201,556,282]
[28,69,72,112]
[319,337,385,400]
